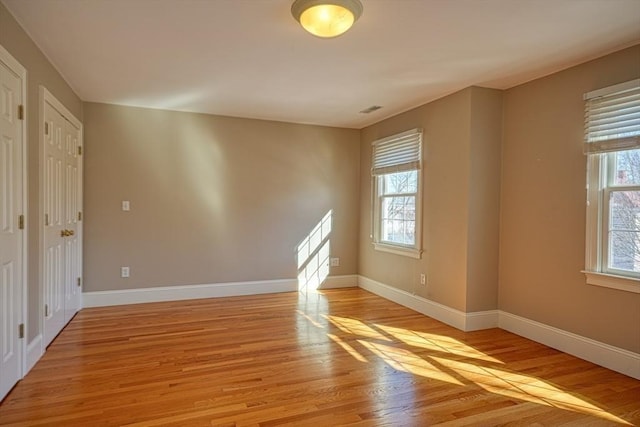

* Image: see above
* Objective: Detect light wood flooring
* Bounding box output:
[0,288,638,426]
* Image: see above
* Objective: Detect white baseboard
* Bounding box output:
[25,334,43,375]
[466,309,501,331]
[319,274,359,289]
[83,278,298,308]
[500,311,640,380]
[357,275,499,332]
[82,275,358,308]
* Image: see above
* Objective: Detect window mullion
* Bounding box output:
[380,191,418,198]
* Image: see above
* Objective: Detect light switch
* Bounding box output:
[122,200,130,211]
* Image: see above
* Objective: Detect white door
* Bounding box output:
[63,118,81,323]
[43,103,66,346]
[42,95,82,348]
[0,48,25,401]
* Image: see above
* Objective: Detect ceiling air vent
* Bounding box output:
[359,105,383,114]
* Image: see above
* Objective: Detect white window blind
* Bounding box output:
[584,79,640,154]
[372,128,422,175]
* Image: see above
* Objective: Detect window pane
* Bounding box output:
[613,149,640,185]
[608,190,640,272]
[609,231,640,272]
[381,195,415,245]
[610,191,640,231]
[382,170,417,195]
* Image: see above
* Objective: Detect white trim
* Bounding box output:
[319,275,358,289]
[500,311,640,380]
[465,309,501,331]
[83,279,299,308]
[373,242,422,259]
[0,43,28,382]
[83,276,358,307]
[584,154,602,273]
[40,87,81,129]
[583,271,640,293]
[357,275,498,331]
[25,335,43,374]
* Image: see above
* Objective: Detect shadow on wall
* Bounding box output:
[297,210,332,290]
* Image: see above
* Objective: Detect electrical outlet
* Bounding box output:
[330,257,340,267]
[121,266,130,278]
[420,273,426,285]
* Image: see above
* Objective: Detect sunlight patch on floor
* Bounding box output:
[375,323,503,364]
[324,315,391,342]
[430,355,632,425]
[327,334,368,363]
[359,340,463,386]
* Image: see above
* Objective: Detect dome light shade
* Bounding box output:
[291,0,363,38]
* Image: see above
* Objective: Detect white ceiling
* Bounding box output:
[3,0,640,129]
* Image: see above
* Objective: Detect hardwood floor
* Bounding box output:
[0,288,638,426]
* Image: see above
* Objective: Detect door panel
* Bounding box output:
[0,54,23,401]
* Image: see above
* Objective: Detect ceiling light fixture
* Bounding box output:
[291,0,363,38]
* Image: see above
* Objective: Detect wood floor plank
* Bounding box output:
[0,288,638,426]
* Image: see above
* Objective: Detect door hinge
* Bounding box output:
[45,304,49,317]
[77,277,82,288]
[18,105,24,120]
[18,323,24,339]
[78,146,82,155]
[18,214,24,230]
[45,213,49,226]
[45,121,49,135]
[78,211,82,221]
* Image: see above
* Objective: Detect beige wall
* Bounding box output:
[83,103,360,290]
[500,45,640,353]
[1,3,83,340]
[358,87,503,313]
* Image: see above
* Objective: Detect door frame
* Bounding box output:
[0,44,28,380]
[38,86,83,350]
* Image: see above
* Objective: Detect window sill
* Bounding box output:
[582,271,640,294]
[373,242,422,259]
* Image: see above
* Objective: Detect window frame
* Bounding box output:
[371,129,423,259]
[583,79,640,294]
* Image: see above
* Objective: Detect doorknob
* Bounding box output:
[60,230,68,237]
[68,230,74,236]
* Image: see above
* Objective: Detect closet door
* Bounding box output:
[42,92,82,348]
[43,102,66,347]
[0,46,25,402]
[63,118,81,323]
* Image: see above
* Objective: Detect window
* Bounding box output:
[584,79,640,293]
[371,128,423,258]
